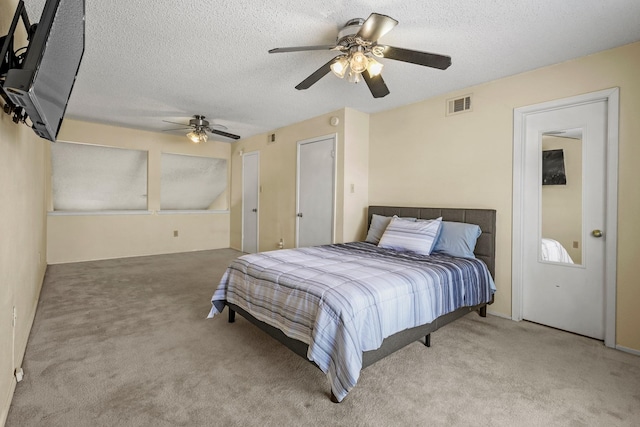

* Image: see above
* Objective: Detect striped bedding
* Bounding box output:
[208,242,495,402]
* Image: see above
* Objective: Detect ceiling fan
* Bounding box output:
[269,13,452,98]
[163,115,241,143]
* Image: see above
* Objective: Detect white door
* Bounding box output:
[242,152,259,253]
[296,135,335,248]
[521,101,607,340]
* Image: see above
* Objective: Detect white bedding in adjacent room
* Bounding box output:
[541,238,574,263]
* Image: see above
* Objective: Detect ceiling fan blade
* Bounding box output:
[162,119,190,126]
[357,13,398,42]
[295,57,337,90]
[209,128,241,140]
[269,45,336,54]
[379,45,452,70]
[163,127,191,132]
[362,70,390,98]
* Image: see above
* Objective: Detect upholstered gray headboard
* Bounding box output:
[368,206,497,279]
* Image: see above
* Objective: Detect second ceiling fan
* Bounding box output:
[162,115,240,143]
[269,13,452,98]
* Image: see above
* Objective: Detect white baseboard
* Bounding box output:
[1,378,17,427]
[616,345,640,357]
[486,310,512,320]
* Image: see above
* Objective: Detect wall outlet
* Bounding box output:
[15,368,24,382]
[173,230,179,237]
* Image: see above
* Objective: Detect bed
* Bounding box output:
[208,206,496,402]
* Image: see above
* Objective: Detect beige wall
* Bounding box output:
[229,108,370,252]
[1,5,48,423]
[0,118,48,427]
[47,119,231,263]
[342,108,370,242]
[369,41,640,351]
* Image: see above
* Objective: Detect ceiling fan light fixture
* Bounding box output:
[187,129,207,144]
[366,57,384,76]
[371,45,385,57]
[331,56,349,78]
[349,50,368,74]
[347,70,362,84]
[187,130,201,143]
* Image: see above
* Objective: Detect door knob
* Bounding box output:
[592,229,603,238]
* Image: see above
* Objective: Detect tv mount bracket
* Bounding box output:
[0,0,36,121]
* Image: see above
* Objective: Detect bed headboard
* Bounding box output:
[368,206,497,278]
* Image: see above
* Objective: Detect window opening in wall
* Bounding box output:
[51,141,148,211]
[160,153,228,210]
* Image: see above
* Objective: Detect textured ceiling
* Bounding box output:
[22,0,640,141]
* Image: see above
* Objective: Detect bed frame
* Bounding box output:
[226,206,496,402]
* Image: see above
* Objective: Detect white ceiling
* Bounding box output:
[23,0,640,141]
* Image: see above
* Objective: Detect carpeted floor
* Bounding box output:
[6,249,640,426]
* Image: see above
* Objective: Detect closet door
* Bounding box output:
[521,101,607,340]
[242,152,259,253]
[296,135,335,248]
[512,88,621,348]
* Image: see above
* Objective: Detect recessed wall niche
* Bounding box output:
[51,141,148,211]
[160,152,227,210]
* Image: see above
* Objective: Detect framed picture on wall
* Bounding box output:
[542,149,567,185]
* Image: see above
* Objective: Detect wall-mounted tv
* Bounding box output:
[542,149,567,185]
[1,0,85,142]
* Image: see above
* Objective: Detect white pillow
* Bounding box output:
[365,214,416,244]
[378,217,443,255]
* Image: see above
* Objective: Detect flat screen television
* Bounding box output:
[1,0,85,141]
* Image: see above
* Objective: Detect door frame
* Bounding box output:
[295,133,337,248]
[512,88,619,348]
[241,151,259,253]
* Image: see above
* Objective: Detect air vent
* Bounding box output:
[446,94,472,116]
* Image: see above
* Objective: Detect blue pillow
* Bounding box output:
[432,221,481,258]
[378,217,442,255]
